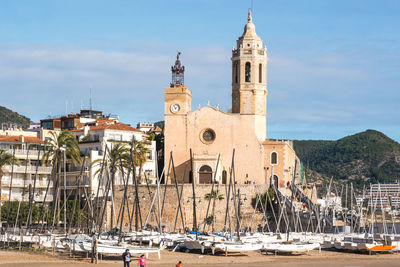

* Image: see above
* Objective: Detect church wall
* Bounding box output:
[113,184,269,233]
[164,106,266,185]
[186,107,265,184]
[263,140,299,189]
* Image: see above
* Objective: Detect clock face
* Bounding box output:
[170,104,180,113]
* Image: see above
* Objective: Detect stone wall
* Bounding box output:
[112,184,269,233]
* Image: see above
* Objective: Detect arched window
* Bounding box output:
[245,62,251,82]
[222,170,227,184]
[259,64,262,83]
[199,165,213,184]
[271,152,278,165]
[189,170,193,184]
[234,61,238,84]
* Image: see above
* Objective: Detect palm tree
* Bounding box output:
[0,149,20,227]
[42,131,82,167]
[42,130,81,227]
[132,139,150,182]
[92,143,130,228]
[204,189,224,232]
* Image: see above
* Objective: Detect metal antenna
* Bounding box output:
[90,87,92,110]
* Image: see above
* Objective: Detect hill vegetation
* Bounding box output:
[294,130,400,189]
[0,106,31,129]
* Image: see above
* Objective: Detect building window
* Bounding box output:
[259,64,262,83]
[222,170,227,184]
[234,61,238,83]
[245,62,251,82]
[200,128,216,144]
[271,152,278,165]
[199,165,212,184]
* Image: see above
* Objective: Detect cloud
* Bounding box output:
[0,41,398,141]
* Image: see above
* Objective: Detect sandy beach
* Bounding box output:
[1,249,400,267]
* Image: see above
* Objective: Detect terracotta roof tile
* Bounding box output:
[0,135,43,144]
[90,122,142,132]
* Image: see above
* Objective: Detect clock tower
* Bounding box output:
[165,52,191,116]
[164,53,191,180]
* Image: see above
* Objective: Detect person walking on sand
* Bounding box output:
[176,261,182,267]
[122,249,131,267]
[138,254,147,267]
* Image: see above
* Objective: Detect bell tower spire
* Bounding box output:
[248,8,252,23]
[231,10,268,140]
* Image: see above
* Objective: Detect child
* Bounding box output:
[138,254,147,267]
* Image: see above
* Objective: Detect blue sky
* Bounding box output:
[0,0,399,141]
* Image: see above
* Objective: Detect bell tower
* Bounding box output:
[231,10,268,116]
[165,52,191,116]
[164,52,192,184]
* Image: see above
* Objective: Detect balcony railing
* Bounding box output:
[2,165,53,174]
[10,195,53,202]
[7,149,42,157]
[1,178,53,188]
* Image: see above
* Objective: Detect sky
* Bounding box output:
[0,0,399,141]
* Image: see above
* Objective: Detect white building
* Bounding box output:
[67,119,157,197]
[317,194,342,211]
[0,134,53,203]
[366,183,400,210]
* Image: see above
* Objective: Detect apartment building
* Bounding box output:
[0,134,53,202]
[70,120,157,188]
[365,183,400,210]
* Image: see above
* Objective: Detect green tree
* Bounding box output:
[132,140,150,182]
[42,130,81,226]
[204,189,224,232]
[0,149,20,227]
[42,131,82,166]
[92,143,130,228]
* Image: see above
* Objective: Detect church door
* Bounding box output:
[199,165,212,184]
[273,175,279,188]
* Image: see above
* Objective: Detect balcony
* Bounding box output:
[59,177,91,188]
[1,178,53,188]
[2,165,53,174]
[10,195,53,202]
[7,149,42,157]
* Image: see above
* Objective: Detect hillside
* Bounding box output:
[294,130,400,189]
[0,106,31,129]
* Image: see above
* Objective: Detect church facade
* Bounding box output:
[164,11,301,187]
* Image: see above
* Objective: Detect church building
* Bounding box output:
[164,10,300,187]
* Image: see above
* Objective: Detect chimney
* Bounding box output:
[19,135,24,142]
